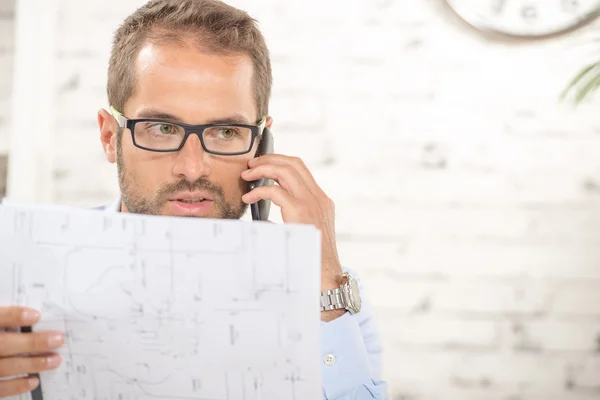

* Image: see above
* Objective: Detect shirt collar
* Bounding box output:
[108,197,122,212]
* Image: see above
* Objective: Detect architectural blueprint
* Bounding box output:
[0,203,322,400]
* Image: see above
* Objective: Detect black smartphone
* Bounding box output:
[20,326,44,400]
[249,127,274,221]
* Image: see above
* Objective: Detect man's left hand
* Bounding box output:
[241,155,345,319]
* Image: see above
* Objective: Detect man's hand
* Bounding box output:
[241,155,345,321]
[0,306,64,398]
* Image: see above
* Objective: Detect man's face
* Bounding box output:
[107,41,262,218]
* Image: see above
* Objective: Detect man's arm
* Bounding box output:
[241,155,388,398]
[320,272,388,399]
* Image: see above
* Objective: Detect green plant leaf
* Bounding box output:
[575,66,600,103]
[560,62,600,103]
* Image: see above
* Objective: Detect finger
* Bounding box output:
[249,155,325,197]
[242,185,300,212]
[241,163,312,200]
[0,376,39,398]
[0,307,40,328]
[0,353,62,377]
[0,331,65,357]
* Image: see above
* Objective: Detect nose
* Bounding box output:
[171,133,212,182]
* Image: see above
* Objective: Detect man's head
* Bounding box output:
[98,0,272,218]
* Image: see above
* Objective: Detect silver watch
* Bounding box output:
[320,272,362,315]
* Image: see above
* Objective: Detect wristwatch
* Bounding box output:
[320,272,362,315]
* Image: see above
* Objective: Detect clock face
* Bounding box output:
[445,0,600,38]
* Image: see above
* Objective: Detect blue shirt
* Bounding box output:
[319,276,388,399]
[104,198,388,399]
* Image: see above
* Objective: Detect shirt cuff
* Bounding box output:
[320,312,372,399]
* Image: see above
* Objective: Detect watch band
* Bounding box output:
[320,287,346,311]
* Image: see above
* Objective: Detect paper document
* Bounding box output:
[0,203,321,400]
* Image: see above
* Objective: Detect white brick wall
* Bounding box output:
[0,0,14,196]
[4,0,600,399]
[0,0,14,155]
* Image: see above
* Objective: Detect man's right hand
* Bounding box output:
[0,306,64,398]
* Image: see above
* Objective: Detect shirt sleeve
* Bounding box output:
[320,271,388,399]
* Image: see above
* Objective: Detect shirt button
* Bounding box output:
[323,353,336,366]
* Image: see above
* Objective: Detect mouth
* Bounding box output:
[167,193,215,216]
[169,191,214,202]
[175,198,207,204]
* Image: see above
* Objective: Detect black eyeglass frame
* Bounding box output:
[110,106,267,156]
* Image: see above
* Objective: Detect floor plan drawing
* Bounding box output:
[0,204,322,400]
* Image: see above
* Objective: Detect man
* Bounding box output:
[0,1,387,398]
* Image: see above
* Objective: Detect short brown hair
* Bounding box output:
[107,0,272,118]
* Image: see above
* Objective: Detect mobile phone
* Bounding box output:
[20,326,44,400]
[249,127,274,221]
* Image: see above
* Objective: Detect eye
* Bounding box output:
[157,124,175,135]
[145,123,177,135]
[219,128,237,139]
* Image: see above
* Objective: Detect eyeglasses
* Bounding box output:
[111,106,266,156]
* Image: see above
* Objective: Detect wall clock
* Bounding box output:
[444,0,600,39]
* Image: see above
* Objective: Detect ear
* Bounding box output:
[98,108,118,164]
[265,116,273,129]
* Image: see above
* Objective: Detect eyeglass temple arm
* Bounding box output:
[258,116,267,134]
[110,106,127,128]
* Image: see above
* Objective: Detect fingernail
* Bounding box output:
[249,157,259,164]
[46,355,61,368]
[241,169,250,175]
[28,377,39,389]
[22,309,41,324]
[47,333,64,348]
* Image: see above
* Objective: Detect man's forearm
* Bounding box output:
[321,309,345,322]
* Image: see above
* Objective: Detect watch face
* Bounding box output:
[445,0,600,38]
[347,276,361,313]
